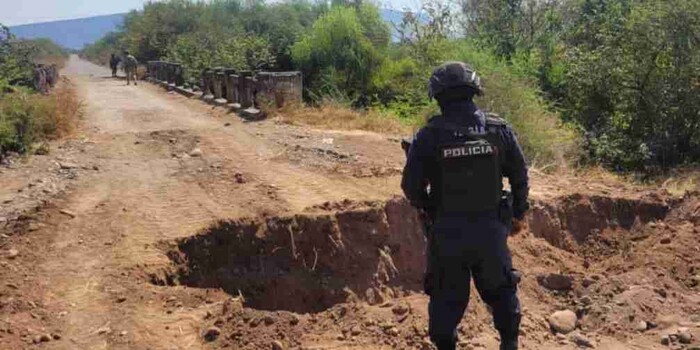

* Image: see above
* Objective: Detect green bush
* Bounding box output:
[165,30,275,80]
[370,38,577,166]
[563,0,700,170]
[0,26,36,92]
[438,41,578,165]
[241,1,326,70]
[30,38,67,59]
[0,90,35,153]
[1,85,82,157]
[292,5,388,104]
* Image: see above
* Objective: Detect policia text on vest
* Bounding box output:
[402,136,513,226]
[442,140,495,158]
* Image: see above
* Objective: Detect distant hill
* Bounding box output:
[9,13,126,50]
[8,9,408,51]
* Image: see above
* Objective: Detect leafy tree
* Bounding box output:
[240,1,326,70]
[394,0,454,65]
[374,0,456,118]
[120,0,204,61]
[461,0,524,60]
[564,0,700,170]
[166,30,275,80]
[291,4,388,104]
[0,25,39,92]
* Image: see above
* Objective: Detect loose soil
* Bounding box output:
[1,56,699,350]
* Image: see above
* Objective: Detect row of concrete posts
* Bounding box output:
[146,61,302,118]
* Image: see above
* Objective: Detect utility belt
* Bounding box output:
[430,190,513,227]
[422,191,516,296]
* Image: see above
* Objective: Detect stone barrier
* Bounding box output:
[255,71,302,108]
[222,68,236,106]
[238,72,254,109]
[146,60,303,118]
[146,61,194,96]
[173,64,184,87]
[212,67,227,105]
[202,68,215,101]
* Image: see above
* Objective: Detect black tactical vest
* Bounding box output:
[427,114,506,213]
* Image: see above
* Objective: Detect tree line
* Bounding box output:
[82,0,700,172]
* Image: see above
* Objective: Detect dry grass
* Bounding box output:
[547,165,700,197]
[268,101,412,135]
[0,79,82,155]
[654,168,700,196]
[35,80,83,139]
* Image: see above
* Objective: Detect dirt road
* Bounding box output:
[1,56,699,350]
[2,56,405,349]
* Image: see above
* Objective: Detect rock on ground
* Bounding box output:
[679,331,693,344]
[189,148,203,157]
[549,310,577,334]
[538,273,574,291]
[6,248,19,259]
[570,331,594,348]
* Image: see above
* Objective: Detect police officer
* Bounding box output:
[109,53,121,78]
[401,61,529,350]
[123,51,138,86]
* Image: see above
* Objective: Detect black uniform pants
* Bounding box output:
[427,212,521,350]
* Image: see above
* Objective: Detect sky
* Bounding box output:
[1,0,420,26]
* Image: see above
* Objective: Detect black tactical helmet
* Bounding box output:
[428,61,483,100]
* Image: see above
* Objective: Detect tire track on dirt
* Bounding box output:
[10,56,403,349]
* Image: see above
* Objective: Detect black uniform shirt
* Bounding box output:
[401,100,530,219]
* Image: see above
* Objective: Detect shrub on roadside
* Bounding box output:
[451,41,578,166]
[165,31,275,81]
[370,39,578,168]
[0,83,82,156]
[291,5,389,105]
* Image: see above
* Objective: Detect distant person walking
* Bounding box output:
[109,53,121,78]
[123,51,138,86]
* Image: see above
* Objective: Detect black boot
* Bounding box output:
[500,338,518,350]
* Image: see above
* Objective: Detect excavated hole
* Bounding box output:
[150,198,427,313]
[150,193,672,313]
[527,192,671,259]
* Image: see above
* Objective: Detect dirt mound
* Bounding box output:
[577,194,700,331]
[518,192,700,346]
[527,193,670,254]
[142,191,700,349]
